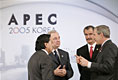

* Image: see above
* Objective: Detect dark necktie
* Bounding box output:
[54,50,60,63]
[90,46,93,59]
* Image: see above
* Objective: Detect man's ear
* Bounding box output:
[44,43,47,48]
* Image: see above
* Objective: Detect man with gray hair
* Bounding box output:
[48,30,73,80]
[76,25,118,80]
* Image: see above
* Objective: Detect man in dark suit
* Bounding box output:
[48,30,73,80]
[28,34,54,80]
[77,25,101,80]
[76,25,118,80]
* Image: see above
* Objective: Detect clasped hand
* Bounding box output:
[54,65,66,77]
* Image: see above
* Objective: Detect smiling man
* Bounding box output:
[76,25,101,80]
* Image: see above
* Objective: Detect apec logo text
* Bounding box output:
[8,13,57,34]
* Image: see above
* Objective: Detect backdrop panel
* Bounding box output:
[0,1,118,80]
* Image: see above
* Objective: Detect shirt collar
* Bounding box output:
[42,49,49,55]
[52,49,59,56]
[88,42,96,48]
[52,49,58,52]
[88,42,96,51]
[102,38,110,47]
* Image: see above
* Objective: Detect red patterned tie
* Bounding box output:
[90,46,93,59]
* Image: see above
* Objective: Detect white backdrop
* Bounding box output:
[0,1,118,80]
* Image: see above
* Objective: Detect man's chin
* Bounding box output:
[56,45,60,48]
[87,41,92,44]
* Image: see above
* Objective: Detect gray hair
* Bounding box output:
[48,30,58,34]
[95,25,110,38]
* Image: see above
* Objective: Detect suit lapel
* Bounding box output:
[92,45,100,60]
[95,40,111,60]
[49,52,60,65]
[86,45,91,59]
[58,49,64,65]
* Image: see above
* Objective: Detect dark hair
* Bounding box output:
[83,25,94,33]
[35,34,51,51]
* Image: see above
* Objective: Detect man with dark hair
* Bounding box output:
[28,34,54,80]
[76,25,118,80]
[76,25,101,80]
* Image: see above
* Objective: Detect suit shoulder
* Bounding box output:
[58,49,70,59]
[108,42,118,50]
[30,50,46,59]
[104,40,117,49]
[77,44,87,51]
[76,44,88,55]
[58,49,68,54]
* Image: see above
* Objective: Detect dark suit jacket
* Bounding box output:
[90,40,118,80]
[49,49,73,80]
[28,50,54,80]
[77,44,101,80]
[113,48,118,80]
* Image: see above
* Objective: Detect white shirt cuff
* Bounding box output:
[87,62,92,68]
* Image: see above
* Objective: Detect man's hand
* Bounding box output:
[75,55,81,63]
[75,55,89,67]
[54,65,67,77]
